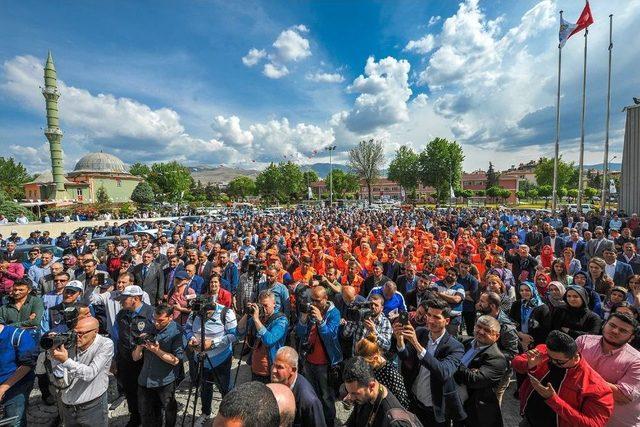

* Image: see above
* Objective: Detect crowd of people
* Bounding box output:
[0,206,638,427]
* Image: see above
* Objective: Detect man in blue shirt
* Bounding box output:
[0,324,38,426]
[368,280,407,315]
[258,266,290,316]
[433,267,465,337]
[133,304,184,427]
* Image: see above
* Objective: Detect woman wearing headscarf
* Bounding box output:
[572,271,604,317]
[550,285,602,339]
[536,244,554,271]
[546,281,566,315]
[509,282,549,350]
[532,272,551,301]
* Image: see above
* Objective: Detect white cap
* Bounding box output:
[64,280,84,292]
[120,285,144,297]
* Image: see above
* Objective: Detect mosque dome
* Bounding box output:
[73,152,128,174]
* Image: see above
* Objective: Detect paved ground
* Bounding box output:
[26,356,522,427]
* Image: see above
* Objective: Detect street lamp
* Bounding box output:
[601,154,618,223]
[325,145,337,206]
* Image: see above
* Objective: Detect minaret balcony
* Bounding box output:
[44,127,63,136]
[42,86,60,98]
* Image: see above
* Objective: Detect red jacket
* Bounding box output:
[513,344,613,427]
[216,288,233,308]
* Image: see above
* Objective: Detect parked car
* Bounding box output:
[1,244,64,262]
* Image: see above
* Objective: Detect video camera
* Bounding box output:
[345,301,374,322]
[40,331,77,350]
[246,303,265,318]
[133,332,157,346]
[187,294,216,314]
[246,257,265,275]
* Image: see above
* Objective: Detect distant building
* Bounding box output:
[22,52,141,205]
[461,170,519,204]
[310,178,436,202]
[501,160,538,185]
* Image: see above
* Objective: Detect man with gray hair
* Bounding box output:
[454,315,507,426]
[270,346,326,427]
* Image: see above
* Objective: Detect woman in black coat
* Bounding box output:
[550,285,602,339]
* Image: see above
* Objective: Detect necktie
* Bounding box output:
[143,266,148,279]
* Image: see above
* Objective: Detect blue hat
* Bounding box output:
[174,269,189,280]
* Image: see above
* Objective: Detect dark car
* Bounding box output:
[90,236,135,250]
[1,244,64,262]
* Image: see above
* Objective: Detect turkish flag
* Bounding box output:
[570,1,594,38]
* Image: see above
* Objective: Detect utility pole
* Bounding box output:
[325,145,336,206]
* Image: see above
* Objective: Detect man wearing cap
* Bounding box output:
[56,231,70,249]
[7,231,23,245]
[114,285,155,427]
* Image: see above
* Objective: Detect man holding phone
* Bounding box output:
[512,330,613,427]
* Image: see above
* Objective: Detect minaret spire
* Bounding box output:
[43,51,66,198]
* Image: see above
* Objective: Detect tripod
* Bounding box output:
[181,311,221,427]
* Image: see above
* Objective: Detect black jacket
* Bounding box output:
[550,286,602,339]
[383,261,403,283]
[397,328,466,423]
[361,274,390,297]
[454,340,507,427]
[508,301,550,346]
[291,373,326,427]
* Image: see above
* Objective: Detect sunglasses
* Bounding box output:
[76,328,97,337]
[548,356,572,366]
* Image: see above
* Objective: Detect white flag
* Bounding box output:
[609,179,616,194]
[450,185,456,199]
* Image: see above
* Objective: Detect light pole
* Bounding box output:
[601,154,617,224]
[325,145,336,206]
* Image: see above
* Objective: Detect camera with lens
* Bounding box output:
[188,294,216,314]
[133,333,157,346]
[62,306,80,329]
[345,301,374,322]
[298,301,313,315]
[246,303,265,318]
[40,331,77,350]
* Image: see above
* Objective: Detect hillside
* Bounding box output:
[189,165,259,185]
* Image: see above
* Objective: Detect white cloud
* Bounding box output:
[305,72,345,83]
[263,62,289,79]
[428,16,441,27]
[272,27,311,62]
[337,56,412,133]
[211,115,254,147]
[411,93,429,107]
[404,34,436,54]
[241,48,267,67]
[293,24,309,33]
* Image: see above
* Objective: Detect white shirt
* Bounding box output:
[51,334,114,404]
[90,290,151,337]
[410,329,446,408]
[605,260,617,279]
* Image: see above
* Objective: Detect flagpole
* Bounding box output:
[600,14,613,224]
[552,10,564,212]
[576,27,589,213]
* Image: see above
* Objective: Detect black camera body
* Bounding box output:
[133,333,157,346]
[188,295,216,314]
[40,331,77,350]
[247,304,265,318]
[345,301,374,322]
[298,301,313,315]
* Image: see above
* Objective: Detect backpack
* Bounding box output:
[384,408,424,427]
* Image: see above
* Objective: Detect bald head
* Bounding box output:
[266,383,295,427]
[342,285,356,303]
[76,316,99,331]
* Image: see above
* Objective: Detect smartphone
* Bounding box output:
[398,310,409,326]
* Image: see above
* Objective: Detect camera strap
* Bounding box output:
[366,384,385,427]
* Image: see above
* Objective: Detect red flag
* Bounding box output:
[570,1,594,38]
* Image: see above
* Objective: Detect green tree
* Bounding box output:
[534,157,578,189]
[129,162,151,179]
[302,170,319,186]
[567,189,579,199]
[516,190,526,200]
[130,182,154,205]
[256,163,283,204]
[95,186,110,204]
[147,161,193,202]
[557,187,568,201]
[527,188,539,202]
[227,176,257,200]
[584,187,598,202]
[388,145,420,198]
[486,162,499,189]
[538,185,552,198]
[418,138,465,204]
[499,189,511,201]
[279,162,305,202]
[0,157,32,200]
[328,170,360,198]
[349,139,385,205]
[0,190,34,221]
[475,189,486,197]
[486,186,501,201]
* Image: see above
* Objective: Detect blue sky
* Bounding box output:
[1,0,639,174]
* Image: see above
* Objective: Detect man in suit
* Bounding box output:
[219,250,239,294]
[525,225,543,256]
[602,248,634,288]
[151,245,169,268]
[565,229,586,262]
[585,227,615,261]
[619,242,640,274]
[196,251,213,286]
[543,228,564,257]
[396,263,419,295]
[383,248,403,283]
[133,251,165,305]
[74,236,90,257]
[270,346,326,427]
[394,297,466,427]
[184,263,205,295]
[454,315,507,427]
[504,245,538,284]
[162,255,184,294]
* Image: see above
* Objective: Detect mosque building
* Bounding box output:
[23,52,141,204]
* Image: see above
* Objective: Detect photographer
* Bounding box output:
[342,293,392,356]
[295,286,342,427]
[48,316,114,427]
[0,322,38,426]
[113,285,155,427]
[184,295,237,422]
[258,266,290,316]
[132,304,184,427]
[236,290,289,383]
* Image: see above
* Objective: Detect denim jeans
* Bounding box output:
[303,362,335,427]
[200,354,232,416]
[60,391,108,427]
[1,378,34,427]
[138,382,177,427]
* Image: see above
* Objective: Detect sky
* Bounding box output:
[1,0,639,175]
